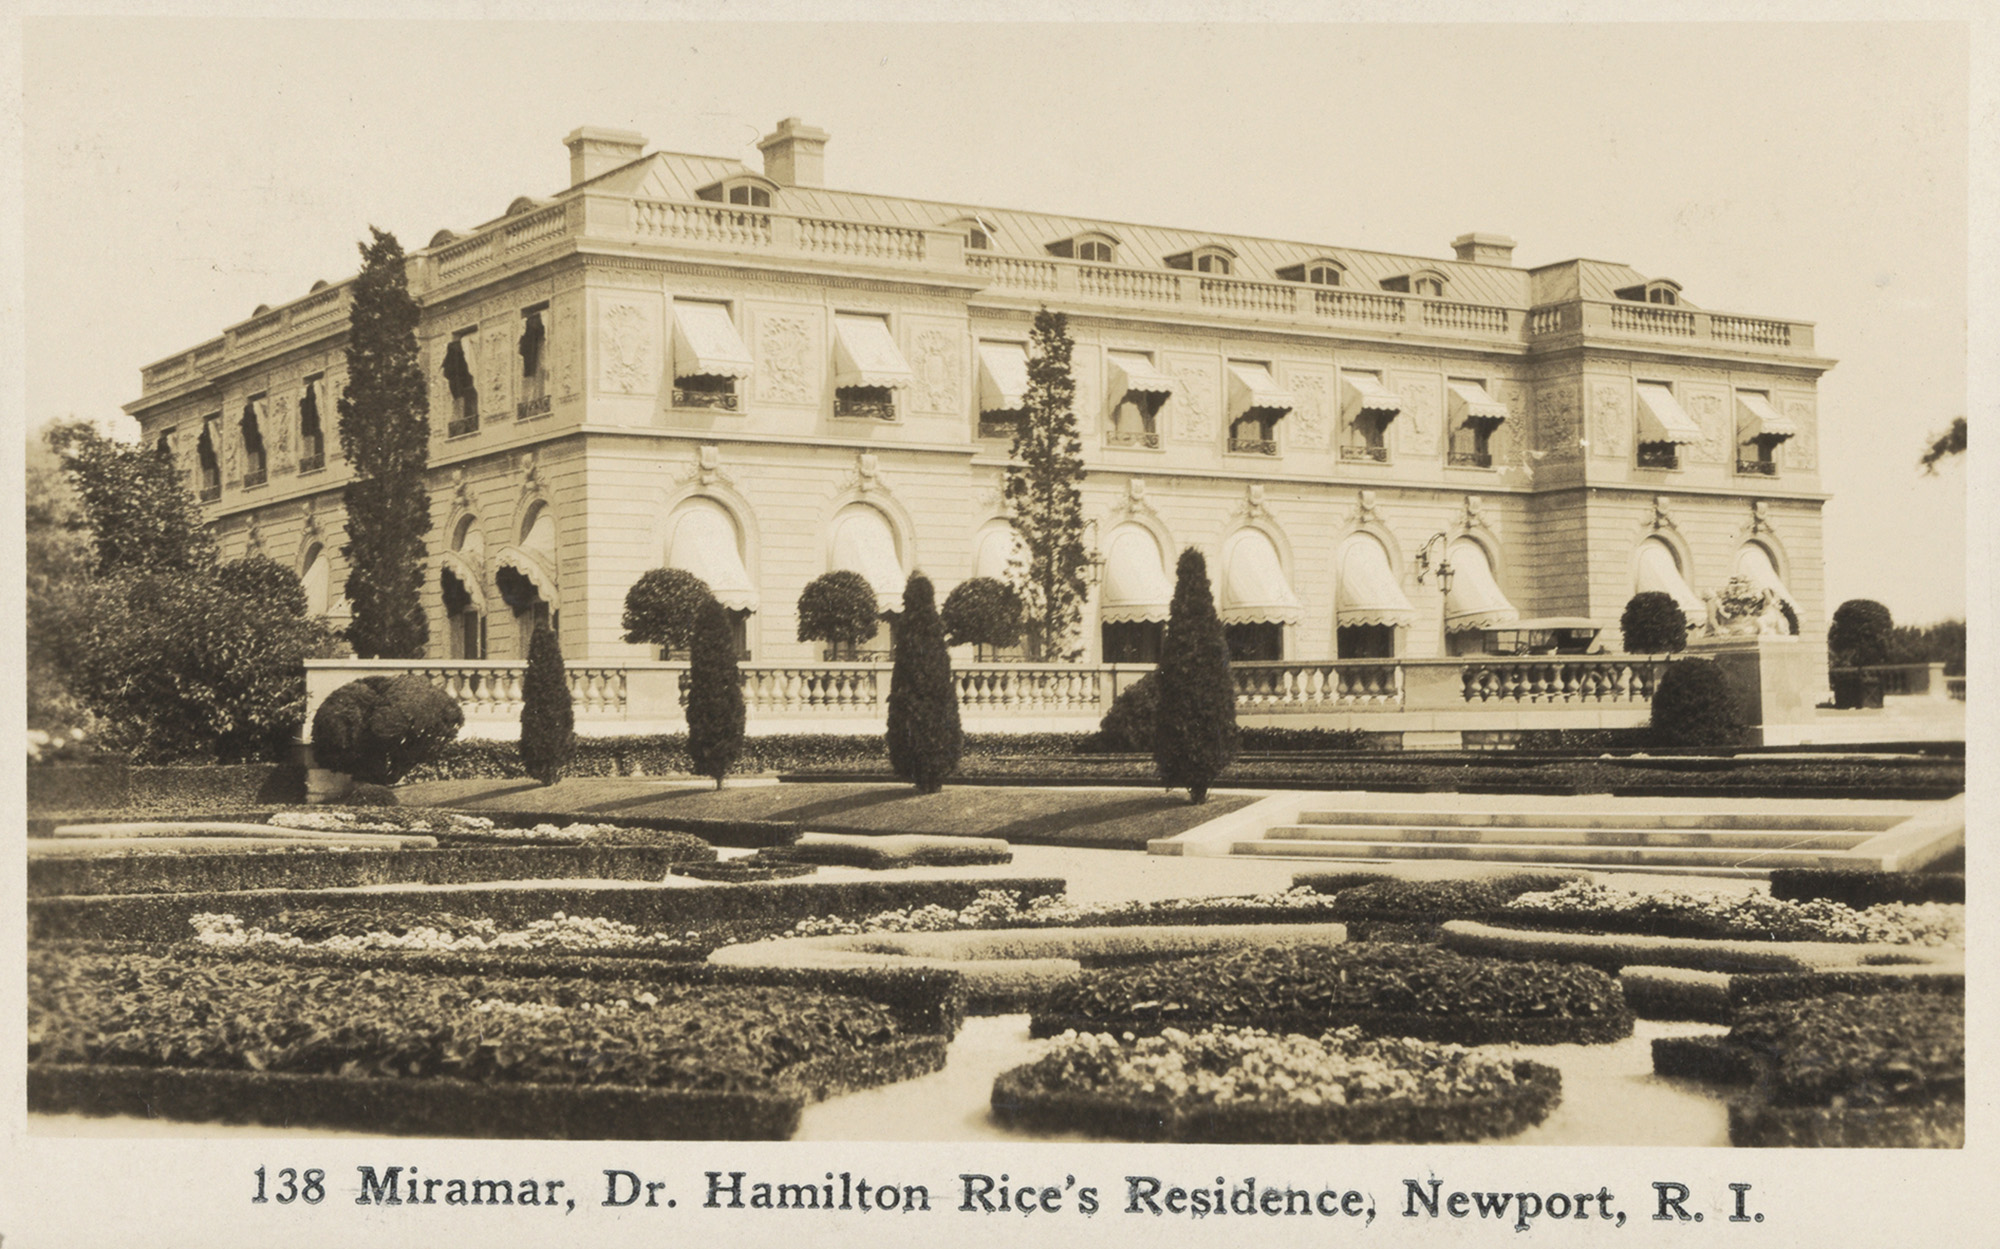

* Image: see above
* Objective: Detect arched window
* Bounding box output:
[1381,269,1448,297]
[1165,244,1237,275]
[1278,258,1346,286]
[696,176,777,208]
[1047,231,1120,264]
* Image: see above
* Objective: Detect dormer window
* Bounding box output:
[1165,245,1237,275]
[1278,259,1345,286]
[1616,279,1685,306]
[1382,269,1448,297]
[947,216,996,251]
[695,176,777,208]
[1047,231,1120,264]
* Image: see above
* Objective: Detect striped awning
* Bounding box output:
[1220,529,1304,624]
[1099,526,1174,623]
[668,501,757,611]
[976,342,1030,413]
[1336,536,1416,627]
[1340,373,1403,426]
[1443,540,1519,632]
[671,302,754,381]
[1448,380,1509,426]
[1108,352,1176,399]
[439,551,484,600]
[831,508,906,611]
[1635,540,1703,616]
[1226,363,1296,421]
[833,315,913,390]
[1736,392,1797,442]
[1637,383,1702,445]
[493,546,558,603]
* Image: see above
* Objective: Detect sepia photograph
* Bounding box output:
[6,6,1990,1246]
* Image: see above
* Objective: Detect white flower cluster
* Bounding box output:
[482,822,623,842]
[790,887,1341,937]
[26,727,88,763]
[266,811,496,834]
[188,911,690,954]
[1031,1025,1523,1109]
[1506,880,1965,946]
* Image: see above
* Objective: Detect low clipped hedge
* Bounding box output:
[990,1057,1562,1145]
[759,835,1012,870]
[1435,920,1954,975]
[1767,868,1965,908]
[1619,967,1735,1023]
[1623,965,1966,1024]
[1291,873,1581,922]
[28,764,307,814]
[30,876,1068,944]
[28,841,714,897]
[670,861,819,883]
[405,733,1097,782]
[1030,942,1633,1045]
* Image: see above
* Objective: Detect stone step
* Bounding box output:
[1229,838,1868,871]
[1294,809,1906,832]
[1262,824,1876,851]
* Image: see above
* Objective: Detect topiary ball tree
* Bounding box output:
[1153,548,1238,804]
[1621,591,1688,655]
[686,597,746,790]
[518,623,575,786]
[941,576,1023,657]
[1094,671,1160,753]
[1828,599,1895,668]
[1649,658,1748,749]
[886,572,961,794]
[622,567,715,656]
[309,673,464,785]
[797,570,880,660]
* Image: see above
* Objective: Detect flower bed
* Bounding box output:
[670,861,819,883]
[1651,991,1963,1148]
[1029,942,1633,1045]
[1501,881,1963,946]
[189,911,697,957]
[991,1025,1562,1143]
[28,948,951,1139]
[1292,873,1581,921]
[1766,868,1965,909]
[277,807,802,851]
[785,887,1348,937]
[1438,920,1964,976]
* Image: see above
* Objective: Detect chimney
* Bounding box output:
[758,117,830,188]
[564,126,647,187]
[1452,233,1517,265]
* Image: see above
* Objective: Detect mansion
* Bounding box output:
[126,119,1831,694]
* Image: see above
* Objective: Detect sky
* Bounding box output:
[17,17,1973,624]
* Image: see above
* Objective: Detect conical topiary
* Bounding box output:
[886,572,962,794]
[518,623,574,786]
[686,598,746,789]
[1152,547,1238,803]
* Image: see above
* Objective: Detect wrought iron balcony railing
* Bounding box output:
[516,394,553,420]
[1229,437,1279,456]
[1341,444,1390,463]
[1737,459,1779,476]
[1449,450,1493,468]
[672,387,738,411]
[1106,430,1161,449]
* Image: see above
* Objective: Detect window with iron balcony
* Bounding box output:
[443,334,479,436]
[675,375,740,411]
[835,386,897,421]
[517,307,551,419]
[1342,413,1391,462]
[197,420,221,502]
[1638,442,1681,470]
[240,397,268,488]
[1738,442,1781,476]
[297,376,326,472]
[1107,392,1164,449]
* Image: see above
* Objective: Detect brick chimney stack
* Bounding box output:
[564,127,647,187]
[1452,233,1517,265]
[758,118,830,188]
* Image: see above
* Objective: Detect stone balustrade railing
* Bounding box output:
[1532,300,1813,355]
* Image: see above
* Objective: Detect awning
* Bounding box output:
[1448,380,1509,426]
[976,342,1030,413]
[1336,536,1416,627]
[1733,544,1797,608]
[302,551,332,617]
[1220,530,1304,624]
[831,508,906,611]
[1108,352,1176,399]
[973,525,1025,581]
[671,302,754,381]
[1736,391,1796,442]
[1443,540,1519,632]
[1226,363,1296,422]
[1637,383,1702,445]
[492,546,559,603]
[668,501,758,611]
[1635,540,1703,616]
[1099,526,1174,623]
[833,315,913,390]
[1341,373,1403,426]
[439,551,484,600]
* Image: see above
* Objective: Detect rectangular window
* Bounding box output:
[444,331,479,436]
[198,416,222,501]
[832,314,911,420]
[671,301,752,412]
[517,305,550,419]
[1446,378,1505,468]
[298,376,326,472]
[1635,381,1698,470]
[1225,361,1291,456]
[1735,390,1791,476]
[1106,351,1172,449]
[1339,371,1396,463]
[240,396,268,488]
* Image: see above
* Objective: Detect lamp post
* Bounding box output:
[1414,531,1456,657]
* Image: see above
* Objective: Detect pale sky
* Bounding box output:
[19,17,1972,624]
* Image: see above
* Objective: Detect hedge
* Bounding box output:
[28,842,714,897]
[404,733,1099,782]
[759,834,1013,870]
[30,876,1069,944]
[1291,873,1582,921]
[1435,920,1961,975]
[670,861,819,883]
[1624,965,1966,1024]
[1727,1101,1965,1149]
[1767,869,1965,908]
[28,763,307,813]
[989,1058,1562,1145]
[1619,967,1735,1023]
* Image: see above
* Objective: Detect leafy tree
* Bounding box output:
[886,572,961,794]
[1828,599,1895,668]
[1620,591,1689,655]
[518,623,575,785]
[218,553,310,620]
[1919,416,1965,473]
[1650,658,1747,748]
[796,570,880,659]
[1093,671,1160,753]
[940,576,1023,657]
[310,674,465,785]
[1885,619,1966,675]
[27,422,96,733]
[337,227,431,658]
[686,598,747,789]
[1003,308,1089,660]
[47,419,215,576]
[1152,548,1238,804]
[623,567,716,656]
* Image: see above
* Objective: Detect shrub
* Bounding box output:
[886,573,961,794]
[1153,548,1237,803]
[796,571,879,659]
[941,576,1023,654]
[216,555,310,620]
[1767,868,1965,908]
[310,674,465,785]
[1828,598,1895,668]
[518,625,575,786]
[1093,672,1159,752]
[622,567,715,655]
[346,782,398,807]
[1648,657,1746,748]
[1620,591,1688,654]
[686,599,746,788]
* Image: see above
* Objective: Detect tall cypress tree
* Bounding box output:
[518,623,575,785]
[1003,307,1088,660]
[886,572,961,794]
[1153,548,1238,804]
[337,227,431,658]
[686,598,746,789]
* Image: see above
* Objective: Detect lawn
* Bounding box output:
[393,778,1256,850]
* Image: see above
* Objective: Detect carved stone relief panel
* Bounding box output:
[553,295,583,400]
[1779,395,1818,470]
[321,369,347,459]
[1164,355,1219,443]
[905,322,964,416]
[752,308,820,407]
[1589,378,1631,459]
[426,340,451,435]
[269,391,293,471]
[1389,371,1440,457]
[482,323,513,417]
[1681,388,1730,465]
[596,295,660,397]
[1071,348,1100,435]
[1535,383,1581,459]
[1283,364,1334,451]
